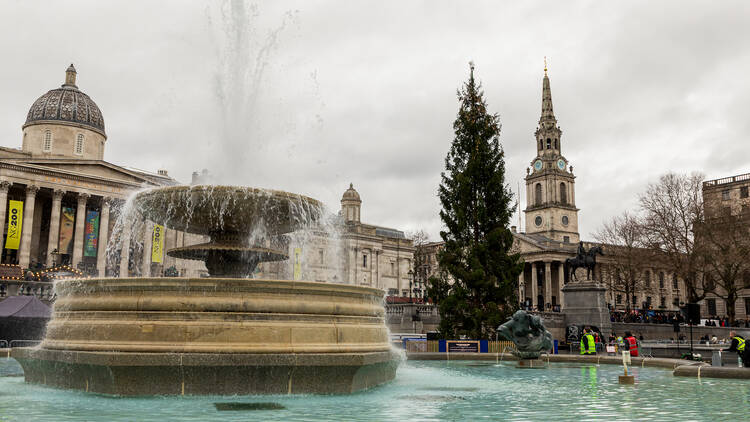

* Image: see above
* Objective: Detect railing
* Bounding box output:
[704,172,750,187]
[404,340,517,353]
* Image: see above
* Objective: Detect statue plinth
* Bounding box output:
[561,280,611,332]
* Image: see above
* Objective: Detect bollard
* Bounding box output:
[619,351,635,384]
[712,350,722,367]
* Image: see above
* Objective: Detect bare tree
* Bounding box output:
[639,172,708,303]
[594,211,651,311]
[408,229,432,300]
[695,212,750,323]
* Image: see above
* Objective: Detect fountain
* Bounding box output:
[12,185,400,395]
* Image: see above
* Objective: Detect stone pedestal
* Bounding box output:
[561,280,611,332]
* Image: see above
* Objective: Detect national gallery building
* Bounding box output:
[0,65,416,300]
[0,65,206,290]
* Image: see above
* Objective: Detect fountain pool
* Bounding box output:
[1,358,747,421]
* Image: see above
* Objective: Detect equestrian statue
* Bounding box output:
[565,242,603,281]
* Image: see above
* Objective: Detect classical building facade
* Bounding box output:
[259,184,415,295]
[0,64,205,297]
[699,172,750,320]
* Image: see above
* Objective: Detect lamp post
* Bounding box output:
[408,269,414,303]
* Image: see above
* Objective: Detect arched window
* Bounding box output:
[546,138,551,149]
[535,183,542,206]
[539,139,543,150]
[559,182,567,204]
[75,134,84,155]
[43,130,52,152]
[658,272,665,288]
[554,139,558,149]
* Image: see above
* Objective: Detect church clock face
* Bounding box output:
[533,160,543,171]
[557,159,566,170]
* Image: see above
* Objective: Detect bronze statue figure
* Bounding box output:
[497,310,553,359]
[565,242,603,281]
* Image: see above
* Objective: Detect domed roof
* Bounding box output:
[23,64,106,136]
[341,183,361,202]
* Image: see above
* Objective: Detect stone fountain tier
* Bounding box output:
[13,278,400,395]
[133,185,324,277]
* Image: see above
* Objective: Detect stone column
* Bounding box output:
[18,185,39,268]
[544,261,552,309]
[141,221,153,277]
[119,224,130,277]
[518,270,525,303]
[96,198,111,277]
[0,181,11,253]
[72,193,90,269]
[46,189,65,266]
[530,262,538,310]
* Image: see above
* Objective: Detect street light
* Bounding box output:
[408,269,414,303]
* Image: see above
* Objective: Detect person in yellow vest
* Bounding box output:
[580,327,596,355]
[725,331,746,367]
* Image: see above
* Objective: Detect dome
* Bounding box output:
[23,64,106,137]
[341,183,361,202]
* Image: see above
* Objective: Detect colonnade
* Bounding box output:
[0,181,122,276]
[518,260,567,311]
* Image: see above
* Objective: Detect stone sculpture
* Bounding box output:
[565,242,604,281]
[497,310,553,359]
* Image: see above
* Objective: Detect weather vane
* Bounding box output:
[544,56,548,74]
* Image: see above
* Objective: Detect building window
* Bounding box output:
[559,183,567,204]
[387,288,398,296]
[74,134,84,155]
[745,297,750,316]
[43,130,52,152]
[318,249,324,264]
[659,272,665,289]
[672,274,678,290]
[563,236,570,243]
[707,298,717,316]
[660,297,666,308]
[554,139,558,149]
[632,296,638,307]
[722,190,730,200]
[646,296,652,308]
[539,139,543,150]
[644,270,651,288]
[534,216,542,227]
[546,138,551,149]
[741,186,749,198]
[535,183,542,206]
[616,294,622,304]
[362,254,367,268]
[390,262,395,275]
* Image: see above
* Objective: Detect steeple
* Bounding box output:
[539,57,556,127]
[534,58,562,156]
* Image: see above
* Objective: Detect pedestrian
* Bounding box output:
[623,331,639,357]
[724,331,746,367]
[580,327,596,355]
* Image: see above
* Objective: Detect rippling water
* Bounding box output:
[0,358,748,421]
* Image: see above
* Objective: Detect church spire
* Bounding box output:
[539,58,556,127]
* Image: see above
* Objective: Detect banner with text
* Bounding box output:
[5,200,23,250]
[151,224,164,263]
[83,210,100,257]
[59,207,75,255]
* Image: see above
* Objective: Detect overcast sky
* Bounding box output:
[1,1,748,241]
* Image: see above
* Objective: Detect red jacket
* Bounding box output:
[625,336,639,357]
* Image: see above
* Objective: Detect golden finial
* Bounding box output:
[544,56,548,75]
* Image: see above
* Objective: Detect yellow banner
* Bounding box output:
[293,247,302,280]
[5,200,23,250]
[151,224,165,263]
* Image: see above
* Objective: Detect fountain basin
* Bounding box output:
[13,278,400,395]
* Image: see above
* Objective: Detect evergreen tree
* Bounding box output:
[428,63,523,340]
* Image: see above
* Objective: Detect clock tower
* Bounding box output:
[523,65,580,243]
